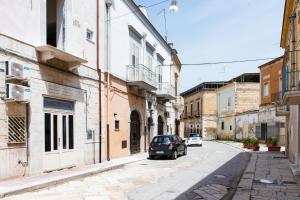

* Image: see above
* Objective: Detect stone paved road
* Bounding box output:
[3,141,246,200]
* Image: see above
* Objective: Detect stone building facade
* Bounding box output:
[280,0,300,175]
[216,73,260,140]
[0,0,101,180]
[101,0,182,160]
[258,56,286,145]
[181,82,226,139]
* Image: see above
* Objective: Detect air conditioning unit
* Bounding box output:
[5,83,31,102]
[5,61,30,80]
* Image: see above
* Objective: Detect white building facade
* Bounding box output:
[100,0,180,159]
[0,0,102,180]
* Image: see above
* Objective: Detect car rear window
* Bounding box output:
[152,136,172,144]
[190,133,200,137]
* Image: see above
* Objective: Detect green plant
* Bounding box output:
[267,136,273,144]
[272,137,279,147]
[243,137,250,145]
[251,138,259,147]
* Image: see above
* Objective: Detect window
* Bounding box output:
[129,26,142,66]
[230,125,232,131]
[221,122,224,130]
[228,97,232,107]
[86,29,94,42]
[264,82,270,97]
[197,101,200,114]
[146,42,155,71]
[115,120,120,130]
[130,42,140,66]
[190,104,193,115]
[157,54,164,84]
[279,77,283,94]
[45,113,51,152]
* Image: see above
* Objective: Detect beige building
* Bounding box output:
[181,82,227,139]
[280,0,300,175]
[216,73,260,140]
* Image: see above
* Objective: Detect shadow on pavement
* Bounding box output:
[175,152,251,200]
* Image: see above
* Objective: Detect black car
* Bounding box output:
[148,135,187,160]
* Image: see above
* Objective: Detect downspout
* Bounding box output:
[106,1,111,161]
[96,0,102,163]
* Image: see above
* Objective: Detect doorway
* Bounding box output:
[158,115,164,135]
[44,112,75,171]
[261,123,268,142]
[130,111,141,154]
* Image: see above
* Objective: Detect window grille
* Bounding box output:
[8,116,26,144]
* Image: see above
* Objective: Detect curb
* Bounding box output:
[232,153,257,200]
[0,157,146,199]
[213,140,247,152]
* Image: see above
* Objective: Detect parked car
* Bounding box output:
[149,135,187,160]
[187,133,202,146]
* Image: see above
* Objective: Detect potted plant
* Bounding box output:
[252,138,260,151]
[267,136,273,147]
[243,137,250,148]
[268,137,281,152]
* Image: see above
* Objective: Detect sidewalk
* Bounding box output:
[233,152,300,200]
[0,153,147,199]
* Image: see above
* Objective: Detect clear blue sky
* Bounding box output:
[133,0,285,92]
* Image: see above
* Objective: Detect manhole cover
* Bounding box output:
[214,175,226,179]
[254,179,275,184]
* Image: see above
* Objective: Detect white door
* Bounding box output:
[44,112,75,171]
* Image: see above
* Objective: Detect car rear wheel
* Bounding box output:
[172,150,178,160]
[149,155,155,160]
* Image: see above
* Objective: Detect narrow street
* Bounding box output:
[2,142,249,200]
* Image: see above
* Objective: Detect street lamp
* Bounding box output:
[169,0,179,13]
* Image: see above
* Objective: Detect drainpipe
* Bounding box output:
[105,1,112,161]
[96,0,102,163]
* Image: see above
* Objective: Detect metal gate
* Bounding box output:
[158,115,164,135]
[130,111,140,154]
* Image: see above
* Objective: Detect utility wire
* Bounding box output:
[159,57,278,67]
[105,0,170,22]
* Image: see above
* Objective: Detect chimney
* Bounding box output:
[138,5,149,19]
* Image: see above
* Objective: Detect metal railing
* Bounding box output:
[127,64,157,88]
[282,70,300,92]
[157,82,175,97]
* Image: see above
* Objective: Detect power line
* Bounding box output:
[159,57,278,67]
[105,0,170,22]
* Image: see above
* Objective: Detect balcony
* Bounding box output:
[36,45,87,71]
[194,111,201,117]
[272,92,290,116]
[127,64,157,91]
[282,70,300,105]
[173,96,184,111]
[157,82,176,101]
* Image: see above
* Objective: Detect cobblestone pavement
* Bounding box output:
[2,141,244,200]
[176,151,250,200]
[233,152,300,200]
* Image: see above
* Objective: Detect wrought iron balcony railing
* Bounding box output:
[127,64,157,91]
[157,82,176,100]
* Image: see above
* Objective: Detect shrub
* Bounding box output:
[251,137,259,147]
[267,136,273,144]
[272,137,279,147]
[243,137,251,145]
